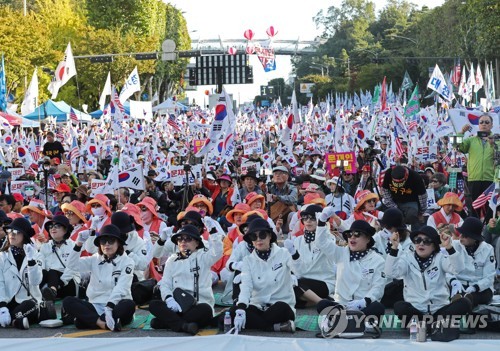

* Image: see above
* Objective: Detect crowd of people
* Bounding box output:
[0,104,498,338]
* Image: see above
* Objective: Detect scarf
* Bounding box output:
[415,252,435,271]
[350,249,369,261]
[304,230,316,244]
[11,246,25,270]
[256,248,272,261]
[176,249,192,260]
[465,242,480,259]
[99,254,117,266]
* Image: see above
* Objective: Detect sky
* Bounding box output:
[166,0,445,105]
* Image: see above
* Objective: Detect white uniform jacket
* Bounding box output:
[66,248,135,306]
[373,229,412,259]
[385,247,465,314]
[0,249,43,304]
[39,239,80,285]
[123,231,149,281]
[237,243,296,315]
[316,224,386,304]
[159,234,223,313]
[450,240,496,292]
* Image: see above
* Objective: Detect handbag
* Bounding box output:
[430,317,460,342]
[319,305,380,339]
[270,201,295,222]
[131,278,158,306]
[173,288,197,312]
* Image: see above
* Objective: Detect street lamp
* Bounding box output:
[309,64,329,76]
[388,34,418,46]
[351,48,380,64]
[41,157,51,210]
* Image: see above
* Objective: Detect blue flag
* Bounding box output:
[0,54,7,111]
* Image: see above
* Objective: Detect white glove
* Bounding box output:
[77,229,92,244]
[233,309,246,331]
[346,299,366,311]
[465,286,477,294]
[318,206,336,222]
[203,217,217,232]
[0,307,11,328]
[283,239,297,255]
[450,280,464,296]
[23,244,36,261]
[233,274,242,284]
[291,274,298,287]
[166,296,182,313]
[231,261,243,272]
[104,307,115,331]
[160,227,174,241]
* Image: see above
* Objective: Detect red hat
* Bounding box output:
[137,196,159,218]
[55,183,71,193]
[121,203,144,230]
[85,194,112,215]
[53,174,61,179]
[53,158,61,165]
[354,190,379,211]
[226,203,251,224]
[61,200,88,224]
[245,192,265,209]
[13,193,24,202]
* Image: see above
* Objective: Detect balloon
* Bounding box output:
[266,26,278,37]
[227,47,237,55]
[243,29,254,41]
[245,45,255,54]
[204,90,210,96]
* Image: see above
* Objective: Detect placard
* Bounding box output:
[90,179,107,196]
[243,139,263,155]
[11,180,32,193]
[324,152,357,174]
[8,168,25,181]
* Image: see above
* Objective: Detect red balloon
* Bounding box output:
[245,45,255,54]
[243,29,254,41]
[266,26,278,37]
[227,47,237,55]
[204,90,210,96]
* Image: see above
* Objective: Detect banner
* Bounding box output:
[90,179,107,196]
[8,168,25,181]
[11,180,31,193]
[168,165,202,186]
[325,152,357,174]
[240,161,260,175]
[129,100,153,122]
[243,139,263,155]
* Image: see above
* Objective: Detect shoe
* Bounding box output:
[182,322,199,335]
[43,301,57,320]
[273,320,295,333]
[364,320,381,338]
[60,306,74,325]
[450,293,462,303]
[13,317,29,330]
[74,318,86,329]
[42,286,57,301]
[114,318,122,332]
[150,318,163,330]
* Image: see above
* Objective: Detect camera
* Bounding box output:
[477,131,489,138]
[363,139,382,162]
[183,164,191,172]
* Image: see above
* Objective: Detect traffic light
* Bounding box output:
[189,69,197,86]
[245,66,253,84]
[135,53,158,60]
[89,56,113,63]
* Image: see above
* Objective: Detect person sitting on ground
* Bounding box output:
[427,192,464,230]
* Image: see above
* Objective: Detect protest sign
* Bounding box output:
[11,180,31,193]
[243,139,263,155]
[325,152,357,174]
[90,179,107,196]
[8,168,25,181]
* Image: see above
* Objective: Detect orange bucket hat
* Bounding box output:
[304,192,326,207]
[61,200,88,224]
[21,199,52,217]
[354,190,379,211]
[437,192,463,212]
[226,203,251,224]
[137,196,159,218]
[121,203,144,230]
[188,194,213,216]
[245,192,265,209]
[242,209,268,222]
[85,194,112,216]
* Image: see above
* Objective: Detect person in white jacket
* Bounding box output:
[39,215,80,302]
[148,224,223,335]
[232,218,297,334]
[62,224,136,331]
[385,225,472,328]
[286,204,336,308]
[0,218,56,330]
[314,207,386,327]
[448,217,496,308]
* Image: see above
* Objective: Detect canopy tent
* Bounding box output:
[0,111,40,127]
[89,101,131,119]
[152,98,188,112]
[23,99,92,123]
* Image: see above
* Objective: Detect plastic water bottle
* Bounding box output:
[409,318,418,341]
[224,311,232,333]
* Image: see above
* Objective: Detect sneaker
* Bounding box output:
[42,287,57,301]
[14,317,29,330]
[150,317,163,330]
[273,320,295,333]
[182,322,199,335]
[60,306,74,325]
[74,318,86,329]
[114,318,122,332]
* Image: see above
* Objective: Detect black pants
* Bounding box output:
[7,299,39,325]
[469,180,493,219]
[381,279,404,308]
[465,288,493,308]
[294,278,329,308]
[228,301,295,331]
[149,299,213,331]
[42,270,77,298]
[316,299,385,324]
[394,298,472,328]
[62,296,135,329]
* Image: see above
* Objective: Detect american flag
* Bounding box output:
[456,179,467,214]
[167,114,181,132]
[443,152,452,165]
[377,167,388,188]
[472,183,495,210]
[69,135,80,160]
[70,107,79,125]
[451,58,461,87]
[48,174,57,190]
[394,130,404,158]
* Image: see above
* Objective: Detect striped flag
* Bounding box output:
[394,130,404,158]
[472,183,495,209]
[48,174,57,190]
[489,185,499,213]
[167,114,181,132]
[69,135,80,160]
[69,107,78,125]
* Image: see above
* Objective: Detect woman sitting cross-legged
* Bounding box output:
[148,224,223,335]
[62,224,136,331]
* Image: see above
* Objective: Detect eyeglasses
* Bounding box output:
[65,211,75,216]
[99,237,117,245]
[177,235,194,243]
[91,203,102,208]
[47,223,65,230]
[366,199,377,204]
[344,231,364,239]
[413,237,433,246]
[300,214,316,222]
[247,231,270,241]
[139,206,149,212]
[5,228,22,235]
[479,120,491,125]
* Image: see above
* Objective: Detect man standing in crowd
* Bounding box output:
[42,131,66,165]
[239,170,263,199]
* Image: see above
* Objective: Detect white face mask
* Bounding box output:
[25,190,34,197]
[92,207,106,217]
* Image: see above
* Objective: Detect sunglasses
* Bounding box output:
[247,231,270,241]
[5,228,22,235]
[413,237,433,246]
[65,211,75,216]
[47,223,65,230]
[91,203,102,209]
[366,199,377,204]
[479,120,491,125]
[177,235,194,243]
[139,206,149,212]
[99,237,117,245]
[300,214,316,222]
[344,231,365,239]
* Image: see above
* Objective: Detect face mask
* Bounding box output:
[92,207,106,216]
[25,190,34,197]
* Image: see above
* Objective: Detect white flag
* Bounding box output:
[48,42,77,99]
[21,68,38,115]
[427,64,453,101]
[99,71,112,110]
[475,64,484,91]
[119,66,140,103]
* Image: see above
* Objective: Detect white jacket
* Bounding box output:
[159,234,223,313]
[39,239,80,285]
[237,243,296,314]
[385,247,465,314]
[66,248,135,306]
[292,234,336,294]
[316,225,386,304]
[123,231,149,281]
[373,229,412,259]
[0,249,43,304]
[450,240,496,292]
